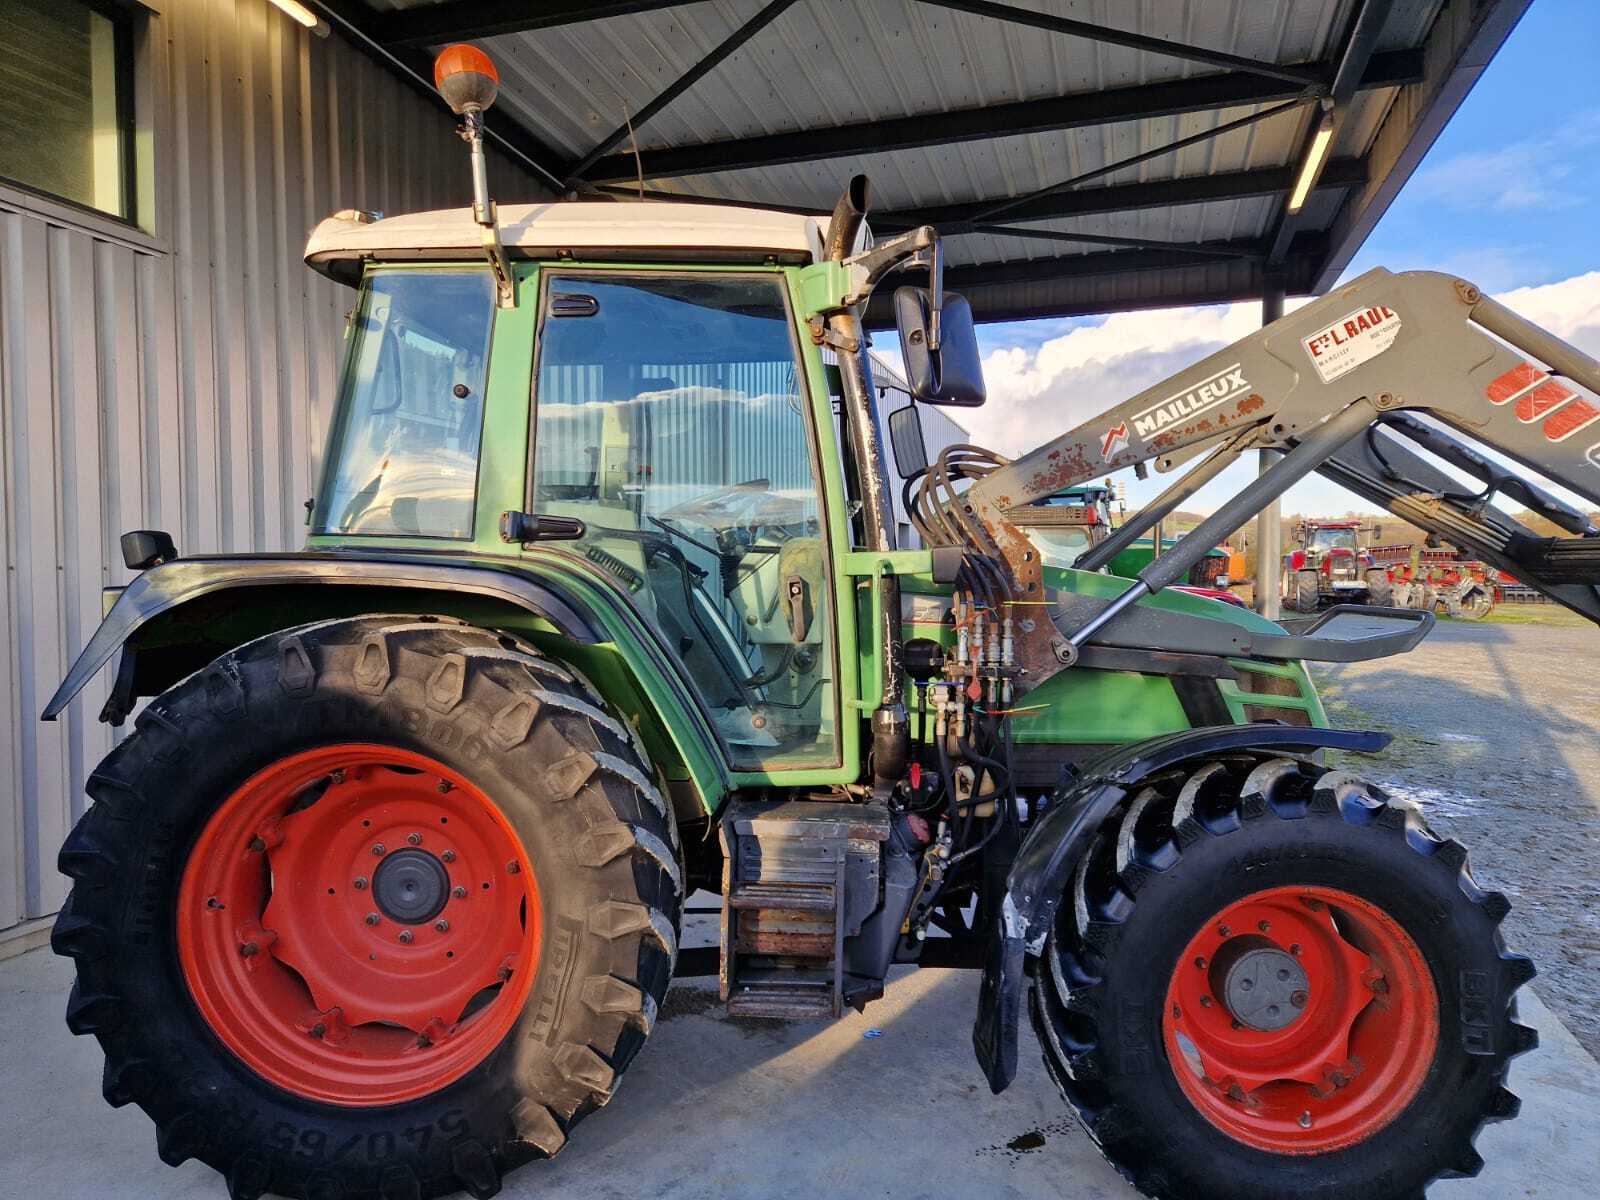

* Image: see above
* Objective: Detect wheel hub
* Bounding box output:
[1161,885,1439,1154]
[1219,945,1309,1032]
[176,744,540,1106]
[373,848,450,925]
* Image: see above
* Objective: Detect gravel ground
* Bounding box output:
[1312,610,1600,1059]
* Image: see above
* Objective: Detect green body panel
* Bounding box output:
[1108,538,1227,580]
[293,258,1327,816]
[1010,662,1191,744]
[900,563,1324,743]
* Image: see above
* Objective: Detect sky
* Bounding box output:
[967,0,1600,519]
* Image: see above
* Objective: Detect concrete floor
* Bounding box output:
[3,901,1597,1200]
[1313,614,1600,1060]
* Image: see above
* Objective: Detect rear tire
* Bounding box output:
[53,616,681,1200]
[1029,755,1534,1200]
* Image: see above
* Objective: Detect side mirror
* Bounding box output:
[894,287,985,407]
[887,404,929,479]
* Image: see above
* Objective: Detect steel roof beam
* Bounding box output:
[581,50,1422,182]
[937,238,1290,288]
[969,95,1308,224]
[1267,0,1392,265]
[861,246,1322,325]
[378,1,709,48]
[873,157,1367,229]
[963,227,1267,259]
[564,0,798,185]
[917,0,1323,86]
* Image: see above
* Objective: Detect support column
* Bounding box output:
[1255,280,1286,618]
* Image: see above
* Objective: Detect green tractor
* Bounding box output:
[1009,481,1240,596]
[46,44,1600,1200]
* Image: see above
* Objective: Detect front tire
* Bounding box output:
[1029,755,1534,1200]
[53,616,681,1200]
[1295,569,1321,613]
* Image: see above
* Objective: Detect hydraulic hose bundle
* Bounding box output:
[898,441,1026,938]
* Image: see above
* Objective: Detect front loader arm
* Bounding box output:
[958,268,1600,684]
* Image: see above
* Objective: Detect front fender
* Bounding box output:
[971,723,1390,1094]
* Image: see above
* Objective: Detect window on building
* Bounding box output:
[0,0,135,220]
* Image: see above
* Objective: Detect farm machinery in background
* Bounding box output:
[1280,518,1391,611]
[1367,541,1508,620]
[1011,482,1248,605]
[1281,516,1515,618]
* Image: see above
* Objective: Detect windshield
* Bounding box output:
[530,272,835,769]
[1308,527,1359,552]
[316,269,495,538]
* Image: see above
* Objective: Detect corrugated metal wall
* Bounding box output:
[0,0,541,939]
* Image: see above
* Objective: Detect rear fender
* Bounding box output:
[971,723,1390,1094]
[42,553,730,813]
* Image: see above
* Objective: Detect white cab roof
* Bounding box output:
[305,201,836,282]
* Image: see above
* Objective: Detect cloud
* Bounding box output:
[966,301,1268,454]
[1496,271,1600,351]
[968,270,1600,515]
[1405,111,1600,213]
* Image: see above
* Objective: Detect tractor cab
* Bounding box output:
[306,207,848,767]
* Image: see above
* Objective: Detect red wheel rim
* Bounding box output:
[1161,885,1438,1154]
[178,745,540,1106]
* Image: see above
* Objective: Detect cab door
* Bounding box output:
[525,269,840,773]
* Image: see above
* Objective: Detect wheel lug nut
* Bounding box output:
[1218,924,1231,938]
[452,886,467,900]
[442,850,456,863]
[1298,1111,1313,1129]
[1199,995,1213,1008]
[1194,956,1207,969]
[240,942,259,958]
[248,836,266,853]
[506,861,521,875]
[1257,920,1271,932]
[398,929,414,944]
[408,832,423,846]
[330,769,345,784]
[372,843,386,856]
[1290,943,1302,956]
[310,1023,326,1039]
[437,780,452,794]
[353,877,368,890]
[435,920,450,933]
[1291,990,1309,1008]
[365,912,380,926]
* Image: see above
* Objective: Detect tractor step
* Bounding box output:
[719,799,890,1021]
[726,968,837,1019]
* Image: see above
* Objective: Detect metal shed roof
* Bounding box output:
[313,0,1530,322]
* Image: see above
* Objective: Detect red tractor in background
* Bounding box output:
[1280,518,1391,612]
